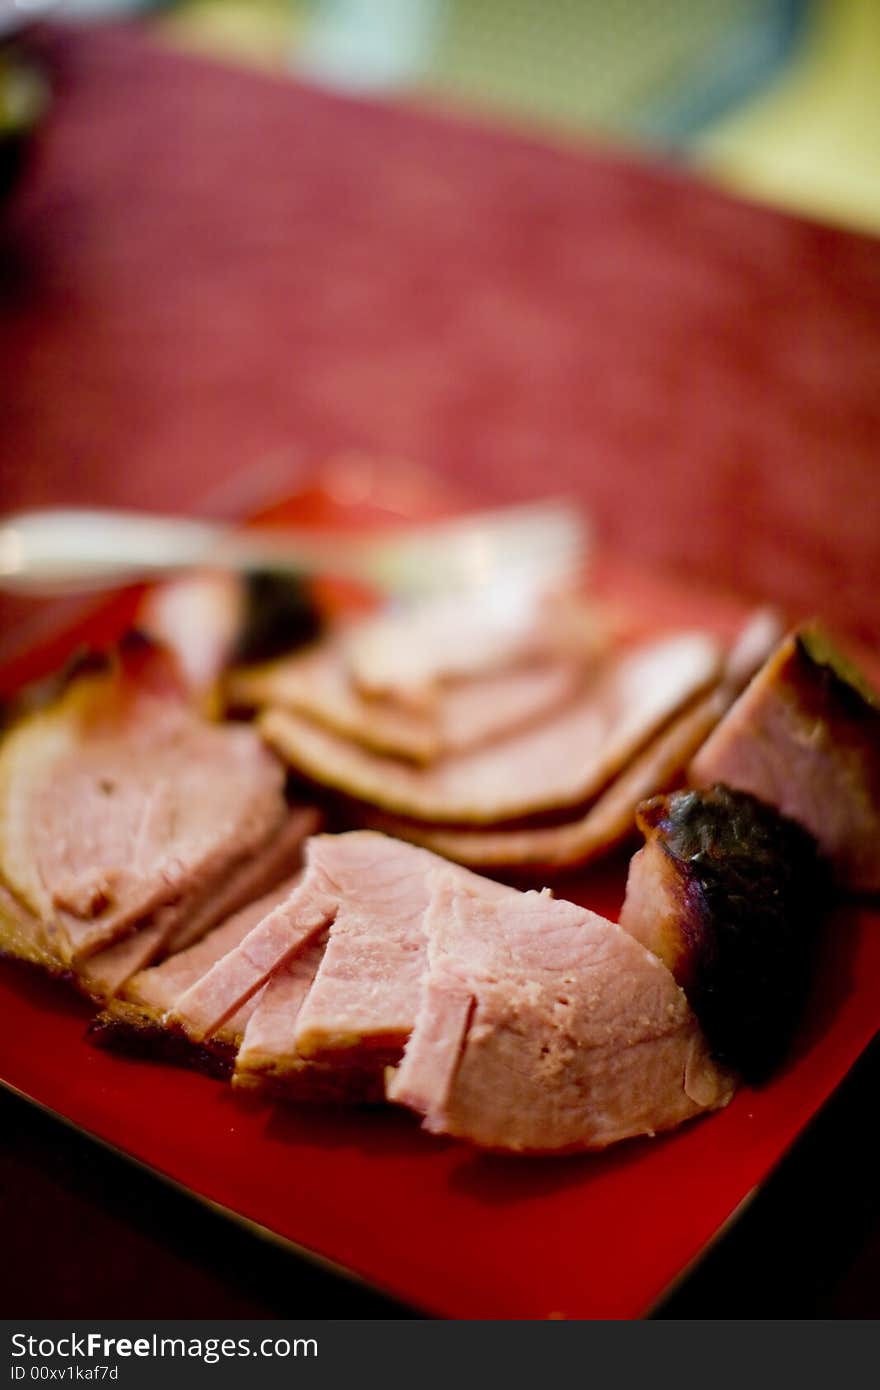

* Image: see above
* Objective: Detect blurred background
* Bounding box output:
[5,0,878,234]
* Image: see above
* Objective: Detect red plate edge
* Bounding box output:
[2,475,879,1320]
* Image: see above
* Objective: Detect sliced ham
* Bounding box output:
[168,832,439,1048]
[261,633,722,825]
[362,609,784,870]
[689,624,880,892]
[90,875,303,1071]
[175,832,505,1101]
[228,641,584,764]
[366,690,725,870]
[231,935,384,1101]
[343,584,604,707]
[387,866,734,1152]
[77,806,320,1000]
[0,635,288,966]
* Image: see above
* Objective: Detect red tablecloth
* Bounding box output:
[2,23,880,646]
[2,23,880,1319]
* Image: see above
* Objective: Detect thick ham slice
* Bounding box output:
[168,832,438,1048]
[619,786,829,1082]
[77,806,320,1000]
[387,866,735,1152]
[362,609,783,870]
[690,624,880,892]
[343,584,604,707]
[366,691,725,870]
[228,641,585,764]
[0,635,288,966]
[91,875,303,1073]
[173,832,512,1101]
[261,633,722,825]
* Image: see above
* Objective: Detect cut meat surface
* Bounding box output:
[366,690,725,870]
[0,636,288,966]
[173,832,514,1102]
[360,608,782,870]
[76,806,321,1000]
[261,633,722,824]
[168,832,442,1049]
[343,584,604,706]
[388,867,734,1152]
[90,874,303,1067]
[690,624,880,892]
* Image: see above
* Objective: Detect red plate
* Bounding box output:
[1,473,878,1320]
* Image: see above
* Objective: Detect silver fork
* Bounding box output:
[0,499,588,599]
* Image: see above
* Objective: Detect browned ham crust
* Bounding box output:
[690,624,880,892]
[620,786,830,1082]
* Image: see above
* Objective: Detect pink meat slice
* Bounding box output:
[363,609,783,870]
[0,639,288,966]
[233,934,330,1088]
[387,867,734,1153]
[232,834,506,1099]
[343,584,605,705]
[168,831,442,1046]
[168,849,339,1042]
[291,836,441,1059]
[367,691,725,870]
[171,830,514,1076]
[261,633,722,824]
[690,624,880,892]
[229,642,584,763]
[76,806,320,1000]
[122,874,303,1017]
[91,876,303,1055]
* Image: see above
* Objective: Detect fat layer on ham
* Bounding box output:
[261,633,722,825]
[387,866,734,1152]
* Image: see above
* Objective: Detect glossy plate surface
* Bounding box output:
[1,477,878,1320]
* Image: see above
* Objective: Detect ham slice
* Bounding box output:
[174,832,506,1101]
[690,624,880,892]
[0,636,289,967]
[619,786,829,1082]
[91,875,303,1073]
[261,633,722,824]
[77,805,321,1000]
[366,691,725,870]
[343,584,604,706]
[363,609,784,870]
[169,832,438,1049]
[230,935,384,1101]
[228,642,585,764]
[388,866,734,1152]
